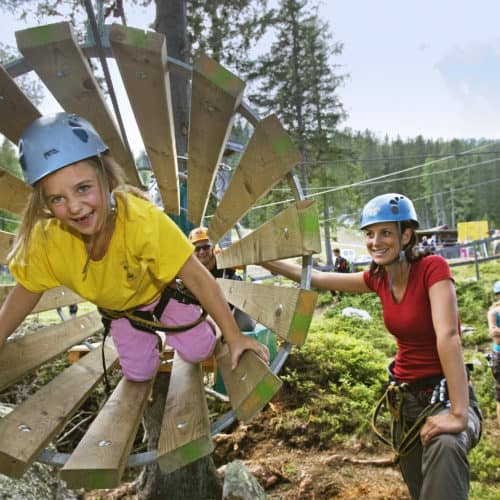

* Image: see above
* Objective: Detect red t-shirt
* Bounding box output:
[363,255,456,382]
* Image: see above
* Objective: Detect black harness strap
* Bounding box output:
[98,286,207,392]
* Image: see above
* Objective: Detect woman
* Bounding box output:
[0,112,269,382]
[264,193,481,500]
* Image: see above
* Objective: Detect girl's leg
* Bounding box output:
[161,299,217,363]
[110,316,160,382]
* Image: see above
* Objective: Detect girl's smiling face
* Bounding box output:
[364,221,411,266]
[41,160,105,237]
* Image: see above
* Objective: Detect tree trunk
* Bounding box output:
[154,0,190,163]
[136,374,223,500]
[136,2,224,498]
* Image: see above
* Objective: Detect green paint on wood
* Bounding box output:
[20,25,55,47]
[298,208,320,239]
[288,311,313,345]
[124,27,147,48]
[85,469,115,489]
[179,440,205,462]
[207,67,238,92]
[272,136,293,161]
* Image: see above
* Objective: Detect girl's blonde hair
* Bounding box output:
[8,153,148,263]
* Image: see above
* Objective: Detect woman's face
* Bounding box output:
[41,160,105,237]
[363,221,411,266]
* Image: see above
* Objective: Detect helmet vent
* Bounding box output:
[43,148,59,160]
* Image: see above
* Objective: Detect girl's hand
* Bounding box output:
[228,333,270,369]
[420,412,467,446]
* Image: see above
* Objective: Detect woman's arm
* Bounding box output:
[263,259,371,293]
[0,283,43,348]
[178,255,269,369]
[420,279,468,445]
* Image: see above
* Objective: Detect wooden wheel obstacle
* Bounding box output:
[0,19,320,490]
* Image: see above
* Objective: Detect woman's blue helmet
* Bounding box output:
[18,112,108,185]
[494,280,500,294]
[360,193,419,229]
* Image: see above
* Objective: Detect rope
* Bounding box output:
[371,381,445,463]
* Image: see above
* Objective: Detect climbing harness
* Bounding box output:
[371,372,446,463]
[98,285,207,392]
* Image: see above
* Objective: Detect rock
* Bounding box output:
[222,459,267,499]
[0,462,78,500]
[341,307,372,321]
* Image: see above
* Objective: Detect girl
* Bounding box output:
[0,112,269,382]
[486,280,500,426]
[263,193,481,500]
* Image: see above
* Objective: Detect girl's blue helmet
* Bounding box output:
[360,193,419,229]
[494,281,500,294]
[18,112,108,185]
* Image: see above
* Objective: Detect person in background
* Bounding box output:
[487,280,500,426]
[263,193,482,500]
[188,227,256,332]
[188,227,238,280]
[0,112,269,384]
[331,248,350,302]
[68,303,78,319]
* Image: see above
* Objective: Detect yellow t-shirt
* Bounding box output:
[9,193,194,310]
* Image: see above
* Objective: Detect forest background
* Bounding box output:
[0,0,498,246]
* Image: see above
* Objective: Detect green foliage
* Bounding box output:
[275,325,387,446]
[469,435,500,483]
[456,279,492,325]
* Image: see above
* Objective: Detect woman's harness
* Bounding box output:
[98,285,207,391]
[371,368,447,463]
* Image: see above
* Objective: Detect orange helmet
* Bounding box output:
[188,227,210,244]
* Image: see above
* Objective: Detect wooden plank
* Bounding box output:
[0,230,15,265]
[0,63,41,144]
[0,339,119,478]
[15,22,140,185]
[157,353,213,474]
[214,341,282,423]
[0,168,31,214]
[217,279,317,346]
[60,376,154,489]
[32,287,84,313]
[109,24,180,215]
[0,311,103,392]
[216,200,321,269]
[0,285,84,313]
[187,54,245,225]
[208,115,302,244]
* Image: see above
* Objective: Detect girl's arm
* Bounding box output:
[263,259,371,293]
[0,283,43,348]
[178,255,269,369]
[420,279,468,445]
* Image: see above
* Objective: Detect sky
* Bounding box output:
[1,0,500,153]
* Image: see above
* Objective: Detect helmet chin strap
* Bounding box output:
[388,222,407,292]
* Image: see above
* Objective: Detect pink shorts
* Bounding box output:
[110,297,217,382]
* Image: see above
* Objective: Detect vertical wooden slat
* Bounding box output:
[109,24,180,214]
[208,115,301,244]
[187,54,245,225]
